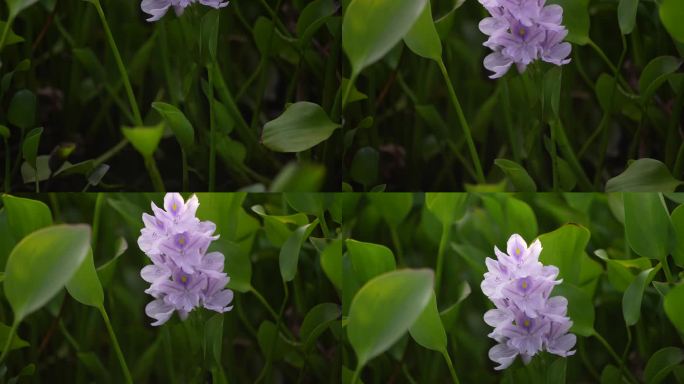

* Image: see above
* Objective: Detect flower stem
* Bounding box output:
[435,222,451,299]
[0,320,18,364]
[3,138,10,192]
[662,258,674,284]
[442,350,461,384]
[91,0,142,126]
[341,72,358,111]
[593,331,638,384]
[144,156,166,192]
[99,306,133,384]
[390,225,405,266]
[437,59,485,184]
[351,365,362,384]
[92,192,104,250]
[208,63,216,192]
[318,212,331,238]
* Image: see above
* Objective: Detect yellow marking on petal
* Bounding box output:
[521,280,528,289]
[523,319,530,327]
[518,27,526,37]
[172,203,178,211]
[178,236,186,245]
[181,276,188,283]
[515,248,521,256]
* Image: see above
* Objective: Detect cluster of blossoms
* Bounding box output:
[478,0,572,78]
[138,193,234,326]
[481,234,576,370]
[141,0,229,22]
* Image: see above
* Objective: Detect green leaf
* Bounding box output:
[554,282,595,336]
[618,0,639,35]
[21,127,43,170]
[121,123,164,158]
[8,90,36,130]
[342,0,427,74]
[367,193,413,228]
[644,347,684,384]
[664,284,684,333]
[296,0,337,47]
[262,102,340,153]
[66,248,104,308]
[606,159,682,192]
[0,323,29,351]
[346,239,396,284]
[0,21,24,47]
[424,193,468,227]
[494,159,537,192]
[403,1,442,62]
[284,193,332,216]
[270,162,326,192]
[152,102,195,151]
[2,194,52,240]
[210,239,252,293]
[320,239,343,290]
[204,313,224,364]
[251,205,309,246]
[96,237,128,287]
[660,0,684,42]
[0,125,10,139]
[6,0,39,19]
[349,147,379,188]
[299,303,340,350]
[538,224,590,285]
[624,193,670,261]
[5,224,91,322]
[347,269,434,367]
[601,365,622,384]
[639,56,683,102]
[548,0,589,45]
[279,220,319,282]
[439,281,471,333]
[669,205,684,267]
[622,267,657,326]
[544,66,562,118]
[408,292,446,352]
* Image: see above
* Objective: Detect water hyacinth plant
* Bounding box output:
[482,234,575,370]
[0,192,341,382]
[341,0,684,191]
[139,193,234,325]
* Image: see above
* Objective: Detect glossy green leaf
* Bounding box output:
[408,292,446,352]
[210,239,252,293]
[320,239,343,290]
[660,0,684,42]
[618,0,639,35]
[342,0,427,74]
[349,147,379,188]
[439,281,471,332]
[664,284,684,333]
[403,1,442,62]
[553,282,595,336]
[5,224,91,321]
[639,56,683,102]
[121,123,164,158]
[2,194,52,240]
[279,220,319,282]
[549,0,589,45]
[367,193,413,228]
[7,0,39,18]
[251,205,309,246]
[494,159,537,192]
[624,193,669,261]
[152,102,195,150]
[66,248,104,308]
[669,205,684,267]
[262,102,340,153]
[347,269,434,367]
[8,89,36,130]
[96,237,128,288]
[424,193,468,227]
[605,159,682,192]
[297,0,337,47]
[644,347,684,384]
[346,239,396,284]
[269,162,326,192]
[547,357,567,383]
[601,365,622,384]
[284,193,332,216]
[21,127,43,169]
[622,267,657,326]
[539,224,590,284]
[300,303,340,350]
[0,21,24,47]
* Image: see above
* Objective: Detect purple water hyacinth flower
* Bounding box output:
[478,0,571,78]
[139,193,234,326]
[141,0,229,22]
[481,234,576,370]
